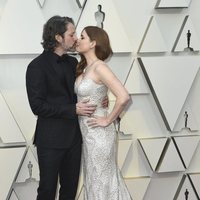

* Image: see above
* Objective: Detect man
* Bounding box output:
[26,16,96,200]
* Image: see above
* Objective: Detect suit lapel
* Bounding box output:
[44,51,61,81]
[63,60,75,101]
[43,51,76,101]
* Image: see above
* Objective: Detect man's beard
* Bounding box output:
[67,41,77,52]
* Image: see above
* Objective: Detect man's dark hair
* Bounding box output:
[41,15,74,51]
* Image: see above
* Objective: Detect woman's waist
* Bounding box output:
[79,107,108,119]
[93,107,108,116]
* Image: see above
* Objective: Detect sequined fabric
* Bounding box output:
[75,78,132,200]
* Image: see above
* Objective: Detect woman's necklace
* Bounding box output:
[83,59,99,74]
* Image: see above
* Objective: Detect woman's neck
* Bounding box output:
[82,54,100,75]
[84,53,99,66]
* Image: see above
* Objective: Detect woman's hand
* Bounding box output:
[87,116,111,128]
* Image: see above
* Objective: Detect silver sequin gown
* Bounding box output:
[75,78,132,200]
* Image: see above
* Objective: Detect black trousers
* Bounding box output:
[36,140,82,200]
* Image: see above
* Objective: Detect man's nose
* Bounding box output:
[73,35,78,40]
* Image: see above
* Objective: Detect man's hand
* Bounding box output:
[76,99,96,116]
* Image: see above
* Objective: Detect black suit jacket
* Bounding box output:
[26,50,81,148]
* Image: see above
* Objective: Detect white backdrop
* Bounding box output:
[0,0,200,199]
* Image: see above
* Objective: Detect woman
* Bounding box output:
[75,26,132,199]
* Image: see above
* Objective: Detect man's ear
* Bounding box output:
[55,34,62,43]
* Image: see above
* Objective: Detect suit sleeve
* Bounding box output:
[26,62,77,119]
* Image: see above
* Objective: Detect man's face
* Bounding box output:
[59,23,77,52]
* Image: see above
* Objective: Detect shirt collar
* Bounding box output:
[44,50,69,63]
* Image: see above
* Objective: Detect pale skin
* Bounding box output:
[53,22,97,116]
[76,30,130,127]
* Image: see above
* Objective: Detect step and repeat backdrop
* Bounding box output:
[0,0,200,199]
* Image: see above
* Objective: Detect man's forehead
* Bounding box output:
[67,23,75,32]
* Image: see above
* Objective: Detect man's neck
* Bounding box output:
[54,48,65,56]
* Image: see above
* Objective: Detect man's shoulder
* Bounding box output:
[28,51,48,67]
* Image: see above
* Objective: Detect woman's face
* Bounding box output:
[76,30,93,53]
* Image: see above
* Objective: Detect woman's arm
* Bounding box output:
[87,63,130,127]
